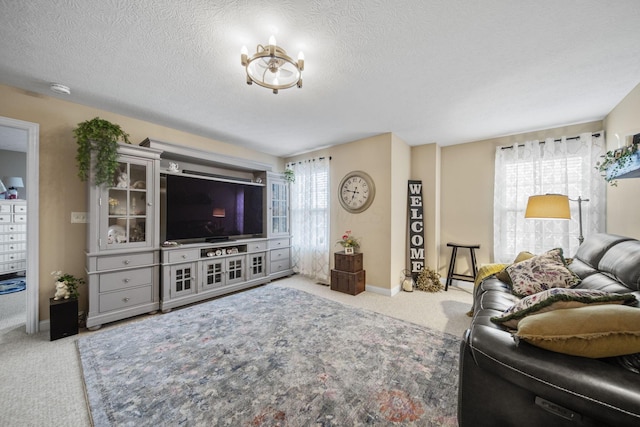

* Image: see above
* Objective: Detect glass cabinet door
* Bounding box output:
[270,180,289,236]
[101,156,153,249]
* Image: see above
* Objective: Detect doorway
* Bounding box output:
[0,116,39,334]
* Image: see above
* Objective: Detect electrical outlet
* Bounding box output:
[71,212,88,223]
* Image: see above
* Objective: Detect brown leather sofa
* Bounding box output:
[458,233,640,427]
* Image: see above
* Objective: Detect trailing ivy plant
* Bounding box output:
[284,168,295,183]
[596,143,639,186]
[74,117,131,186]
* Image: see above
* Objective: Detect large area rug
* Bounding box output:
[0,278,25,295]
[77,285,460,426]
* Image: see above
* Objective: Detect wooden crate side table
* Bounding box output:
[331,252,365,295]
[50,298,78,341]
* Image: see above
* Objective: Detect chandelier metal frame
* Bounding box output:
[241,37,304,94]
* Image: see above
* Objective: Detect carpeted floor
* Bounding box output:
[78,285,461,426]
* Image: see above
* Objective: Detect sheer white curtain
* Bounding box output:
[289,158,330,283]
[494,132,606,262]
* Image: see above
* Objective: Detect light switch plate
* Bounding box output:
[71,212,88,223]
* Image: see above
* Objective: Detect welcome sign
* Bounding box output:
[408,180,425,279]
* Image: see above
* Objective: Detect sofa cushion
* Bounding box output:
[491,288,636,329]
[574,233,633,268]
[598,240,640,291]
[506,248,580,297]
[516,305,640,358]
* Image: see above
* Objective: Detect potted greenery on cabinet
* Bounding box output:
[74,117,131,186]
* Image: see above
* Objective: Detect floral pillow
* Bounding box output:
[491,288,637,329]
[505,248,581,297]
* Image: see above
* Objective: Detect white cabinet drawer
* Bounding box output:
[268,238,290,249]
[270,248,290,261]
[0,242,26,252]
[0,205,10,213]
[0,260,26,272]
[13,214,26,223]
[99,267,154,293]
[0,224,25,233]
[247,241,268,252]
[96,252,154,271]
[99,285,153,312]
[13,204,27,214]
[0,233,26,243]
[166,248,199,263]
[0,214,10,223]
[270,260,290,273]
[0,251,26,262]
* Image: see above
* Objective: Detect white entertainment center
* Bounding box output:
[85,139,292,329]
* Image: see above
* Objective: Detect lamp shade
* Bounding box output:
[2,176,24,189]
[525,194,570,219]
[0,179,6,193]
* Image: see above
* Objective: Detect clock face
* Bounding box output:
[338,171,375,213]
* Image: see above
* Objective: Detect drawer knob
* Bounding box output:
[123,278,130,283]
[123,297,130,303]
[123,259,131,265]
[182,255,186,259]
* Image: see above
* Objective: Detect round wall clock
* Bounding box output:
[338,170,376,213]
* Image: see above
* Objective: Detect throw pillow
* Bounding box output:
[495,251,535,285]
[506,248,580,297]
[516,305,640,358]
[491,288,636,329]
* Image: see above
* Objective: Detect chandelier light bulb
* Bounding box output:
[297,51,305,71]
[268,35,276,46]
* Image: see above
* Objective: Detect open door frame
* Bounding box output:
[0,116,39,333]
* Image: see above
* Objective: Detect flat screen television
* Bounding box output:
[162,174,264,242]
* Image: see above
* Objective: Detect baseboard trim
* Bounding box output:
[365,284,401,296]
[39,318,50,331]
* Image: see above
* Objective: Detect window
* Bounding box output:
[289,158,330,282]
[494,134,605,262]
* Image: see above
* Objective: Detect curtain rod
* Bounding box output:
[286,156,331,166]
[500,132,601,150]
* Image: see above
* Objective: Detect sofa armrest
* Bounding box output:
[464,324,640,426]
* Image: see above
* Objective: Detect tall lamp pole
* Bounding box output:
[570,196,589,245]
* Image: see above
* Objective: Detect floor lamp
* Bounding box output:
[525,194,589,245]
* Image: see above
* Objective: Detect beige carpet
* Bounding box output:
[0,275,473,427]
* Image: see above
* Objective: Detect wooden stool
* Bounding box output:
[445,243,480,291]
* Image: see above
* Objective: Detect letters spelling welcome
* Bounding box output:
[408,181,424,275]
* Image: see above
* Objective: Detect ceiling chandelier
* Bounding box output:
[241,36,304,94]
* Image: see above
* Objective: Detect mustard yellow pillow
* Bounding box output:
[516,305,640,358]
[491,288,636,329]
[495,251,535,284]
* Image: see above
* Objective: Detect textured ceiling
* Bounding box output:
[1,0,640,157]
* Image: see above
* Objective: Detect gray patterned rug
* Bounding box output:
[77,285,460,426]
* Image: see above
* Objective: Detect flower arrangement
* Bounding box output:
[51,271,85,300]
[336,230,360,249]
